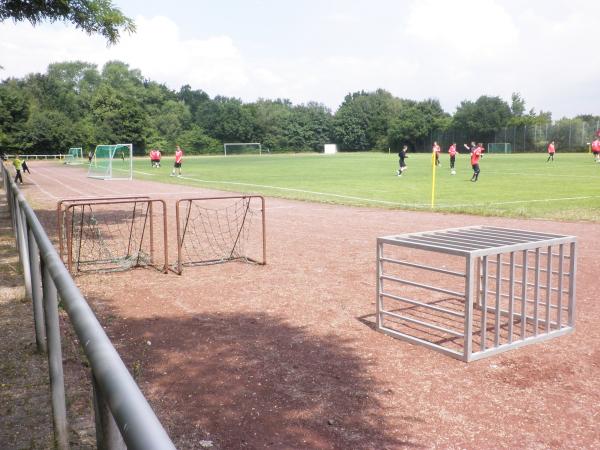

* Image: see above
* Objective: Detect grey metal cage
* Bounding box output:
[376,226,576,362]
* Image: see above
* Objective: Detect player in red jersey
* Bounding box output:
[592,138,600,163]
[546,141,556,162]
[432,141,441,166]
[448,142,458,174]
[171,145,184,177]
[470,143,483,182]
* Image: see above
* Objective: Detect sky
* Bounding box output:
[0,0,598,118]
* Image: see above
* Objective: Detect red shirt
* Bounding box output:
[470,147,482,165]
[150,150,158,159]
[547,143,555,154]
[175,149,183,163]
[448,144,457,156]
[592,140,600,151]
[433,144,441,154]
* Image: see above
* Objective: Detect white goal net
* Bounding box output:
[223,143,263,156]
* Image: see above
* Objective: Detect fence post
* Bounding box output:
[42,261,70,450]
[93,376,127,450]
[28,225,47,353]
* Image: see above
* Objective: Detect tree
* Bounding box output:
[453,96,512,140]
[0,0,135,44]
[510,92,526,117]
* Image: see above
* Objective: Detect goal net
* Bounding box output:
[65,147,83,165]
[223,143,263,156]
[175,195,266,274]
[60,198,168,274]
[487,143,512,154]
[88,144,133,180]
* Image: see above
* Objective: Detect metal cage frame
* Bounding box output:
[376,225,576,362]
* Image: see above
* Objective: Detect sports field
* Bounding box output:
[130,152,600,222]
[9,160,600,448]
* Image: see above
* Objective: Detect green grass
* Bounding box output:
[127,152,600,222]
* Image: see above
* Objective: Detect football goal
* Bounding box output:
[65,147,83,165]
[59,197,168,274]
[487,143,512,154]
[223,142,263,156]
[175,195,266,274]
[88,144,133,180]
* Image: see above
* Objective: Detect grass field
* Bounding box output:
[126,152,600,221]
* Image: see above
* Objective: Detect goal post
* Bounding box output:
[223,142,262,156]
[60,197,168,274]
[65,147,83,165]
[87,143,133,180]
[487,143,512,154]
[175,195,266,274]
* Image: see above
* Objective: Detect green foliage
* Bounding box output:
[0,60,591,156]
[453,96,512,141]
[0,0,135,44]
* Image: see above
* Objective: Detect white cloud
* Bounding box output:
[405,0,519,60]
[0,16,249,94]
[0,3,599,117]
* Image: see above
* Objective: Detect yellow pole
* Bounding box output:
[430,151,436,209]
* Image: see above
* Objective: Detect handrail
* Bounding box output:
[1,162,175,449]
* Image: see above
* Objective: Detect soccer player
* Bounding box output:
[470,143,483,182]
[592,138,600,163]
[13,154,24,184]
[546,141,556,162]
[397,145,408,176]
[150,149,161,168]
[448,142,458,174]
[171,145,183,177]
[432,141,441,166]
[22,159,31,173]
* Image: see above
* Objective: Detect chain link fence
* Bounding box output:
[421,118,600,153]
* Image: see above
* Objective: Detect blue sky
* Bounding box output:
[1,0,598,118]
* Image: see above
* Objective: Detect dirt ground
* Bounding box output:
[8,161,600,449]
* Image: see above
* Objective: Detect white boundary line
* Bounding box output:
[133,171,600,210]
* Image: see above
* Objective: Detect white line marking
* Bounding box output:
[137,168,600,209]
[176,175,429,208]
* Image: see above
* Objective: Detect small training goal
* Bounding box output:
[223,143,263,156]
[88,144,133,180]
[65,147,83,165]
[175,195,266,274]
[58,197,168,274]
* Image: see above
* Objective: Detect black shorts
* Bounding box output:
[593,151,599,156]
[472,163,480,172]
[174,162,182,168]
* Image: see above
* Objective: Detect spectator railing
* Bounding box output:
[1,162,175,450]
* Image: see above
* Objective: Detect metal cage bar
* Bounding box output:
[376,226,576,362]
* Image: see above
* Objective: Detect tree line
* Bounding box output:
[1,61,597,155]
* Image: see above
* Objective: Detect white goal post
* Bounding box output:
[223,142,262,156]
[87,143,133,180]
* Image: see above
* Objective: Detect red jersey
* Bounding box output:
[470,147,482,165]
[547,143,555,154]
[433,144,441,154]
[448,144,457,156]
[150,150,158,160]
[592,140,600,152]
[175,149,183,163]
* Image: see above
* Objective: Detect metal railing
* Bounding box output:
[3,154,66,159]
[1,162,175,449]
